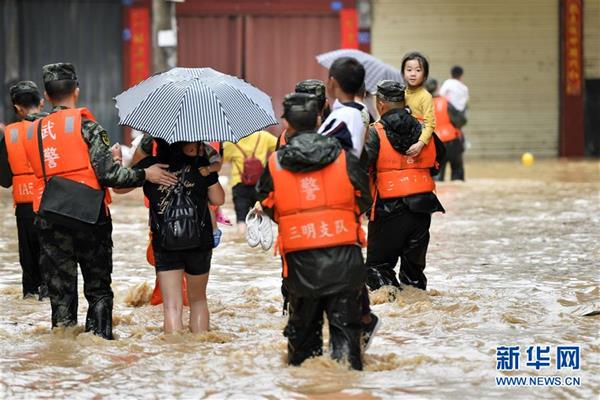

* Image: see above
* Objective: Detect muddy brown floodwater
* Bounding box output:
[0,159,598,399]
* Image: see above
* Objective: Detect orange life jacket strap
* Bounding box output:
[278,130,287,147]
[369,187,378,222]
[261,191,276,210]
[273,237,289,278]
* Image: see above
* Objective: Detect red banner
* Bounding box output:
[128,7,151,86]
[564,0,582,96]
[559,0,585,156]
[340,9,358,49]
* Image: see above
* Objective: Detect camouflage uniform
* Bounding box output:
[0,81,48,298]
[36,63,145,339]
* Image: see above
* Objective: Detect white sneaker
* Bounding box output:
[258,214,274,251]
[245,210,261,248]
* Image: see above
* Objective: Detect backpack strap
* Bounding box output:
[37,117,48,184]
[233,142,248,159]
[232,142,247,177]
[233,134,261,160]
[250,134,261,157]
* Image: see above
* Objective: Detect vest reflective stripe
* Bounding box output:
[433,97,460,142]
[23,108,111,212]
[374,122,436,199]
[5,121,36,204]
[266,151,363,276]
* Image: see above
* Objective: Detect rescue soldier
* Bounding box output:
[257,93,372,370]
[0,81,48,299]
[276,80,327,318]
[283,81,380,349]
[21,63,176,339]
[364,80,444,291]
[426,79,465,181]
[295,79,330,123]
[277,79,329,149]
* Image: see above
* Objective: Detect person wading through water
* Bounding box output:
[0,81,49,300]
[22,63,177,339]
[257,92,372,369]
[364,80,445,292]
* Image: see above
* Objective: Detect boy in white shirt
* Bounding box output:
[318,57,368,158]
[439,65,469,112]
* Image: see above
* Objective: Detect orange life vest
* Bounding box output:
[372,122,436,202]
[433,97,460,143]
[4,120,36,205]
[262,150,365,277]
[22,108,111,212]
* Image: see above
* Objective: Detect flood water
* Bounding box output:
[0,159,598,399]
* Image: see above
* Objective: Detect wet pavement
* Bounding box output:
[0,159,598,399]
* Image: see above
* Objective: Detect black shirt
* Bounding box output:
[137,151,218,249]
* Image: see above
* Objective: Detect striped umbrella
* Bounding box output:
[316,49,404,93]
[114,67,278,144]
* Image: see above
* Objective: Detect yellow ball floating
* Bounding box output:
[521,152,534,166]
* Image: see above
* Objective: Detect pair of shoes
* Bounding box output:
[213,229,223,248]
[258,214,274,250]
[245,210,273,250]
[246,210,261,248]
[362,313,380,351]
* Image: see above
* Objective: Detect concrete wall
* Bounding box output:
[371,0,559,157]
[584,0,600,79]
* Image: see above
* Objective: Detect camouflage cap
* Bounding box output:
[9,81,40,101]
[282,92,319,118]
[42,63,77,83]
[295,79,326,102]
[376,80,406,102]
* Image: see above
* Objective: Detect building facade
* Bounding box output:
[372,0,599,157]
[3,0,597,156]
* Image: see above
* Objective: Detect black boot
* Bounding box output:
[85,297,114,340]
[38,284,49,301]
[366,265,400,290]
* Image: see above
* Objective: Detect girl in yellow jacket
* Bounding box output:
[401,51,436,157]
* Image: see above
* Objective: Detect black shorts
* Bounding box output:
[153,246,212,275]
[232,183,258,223]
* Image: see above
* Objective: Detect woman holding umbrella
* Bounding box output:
[135,139,224,333]
[114,67,278,333]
